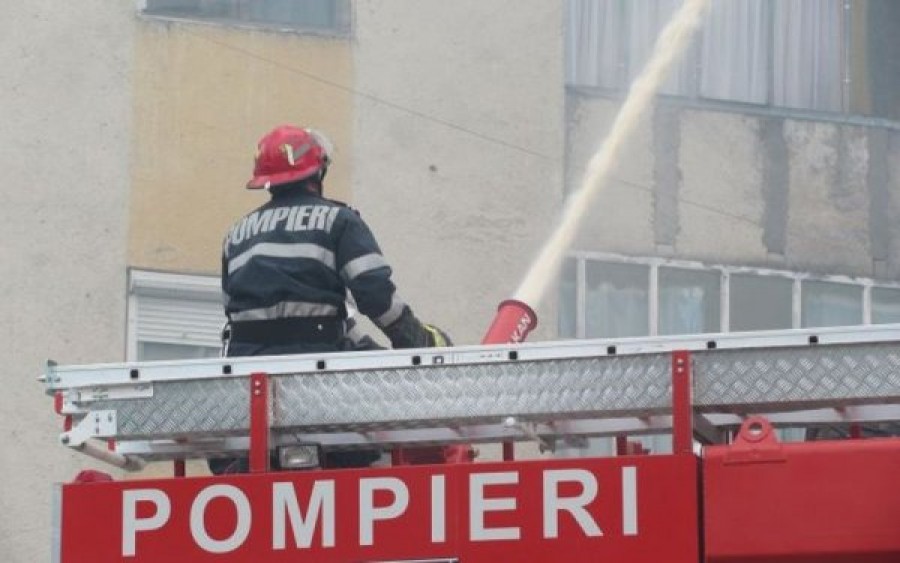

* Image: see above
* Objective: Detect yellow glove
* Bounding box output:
[423,324,453,347]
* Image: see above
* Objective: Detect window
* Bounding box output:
[142,0,349,34]
[586,261,650,338]
[560,252,900,339]
[854,0,900,120]
[771,0,844,112]
[558,253,900,452]
[567,0,696,96]
[801,280,863,328]
[626,0,696,96]
[699,0,769,105]
[559,258,578,338]
[729,273,793,332]
[127,269,225,361]
[872,287,900,324]
[658,266,720,335]
[566,0,900,120]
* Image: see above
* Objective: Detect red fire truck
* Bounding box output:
[43,301,900,562]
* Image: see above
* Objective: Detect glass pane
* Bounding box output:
[246,0,336,28]
[566,0,623,88]
[872,287,900,324]
[659,267,720,335]
[801,281,863,327]
[729,274,793,331]
[558,258,577,338]
[634,434,672,454]
[139,342,221,361]
[699,0,769,104]
[858,0,900,120]
[145,0,229,18]
[585,261,649,338]
[145,0,340,30]
[773,0,844,112]
[628,0,697,96]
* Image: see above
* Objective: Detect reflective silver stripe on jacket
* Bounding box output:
[345,317,366,344]
[228,242,336,275]
[341,253,389,282]
[230,301,340,321]
[375,296,406,328]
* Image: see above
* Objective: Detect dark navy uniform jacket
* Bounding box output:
[221,188,406,353]
[215,187,394,472]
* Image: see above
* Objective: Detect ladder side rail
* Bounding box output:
[41,323,900,390]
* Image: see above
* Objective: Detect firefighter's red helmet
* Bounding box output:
[246,125,332,190]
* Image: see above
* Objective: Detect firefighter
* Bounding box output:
[211,124,451,474]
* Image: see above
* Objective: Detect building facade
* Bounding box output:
[562,0,900,341]
[2,3,134,561]
[3,2,561,560]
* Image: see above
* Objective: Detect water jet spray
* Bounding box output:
[483,0,711,345]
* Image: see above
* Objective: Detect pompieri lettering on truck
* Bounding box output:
[121,466,637,556]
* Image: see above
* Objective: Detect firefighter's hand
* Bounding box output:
[423,324,453,347]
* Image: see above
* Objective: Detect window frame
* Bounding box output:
[126,269,226,361]
[563,251,900,339]
[564,0,900,121]
[137,0,351,37]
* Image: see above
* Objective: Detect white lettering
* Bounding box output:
[224,225,237,253]
[431,475,446,543]
[241,209,273,239]
[359,477,409,546]
[232,219,246,245]
[121,465,637,556]
[122,489,171,557]
[325,207,340,232]
[259,209,276,233]
[234,213,253,244]
[622,466,638,536]
[190,484,251,554]
[512,315,532,343]
[470,472,520,541]
[308,205,329,230]
[286,205,300,230]
[272,481,335,549]
[292,206,313,231]
[543,469,602,539]
[267,207,291,231]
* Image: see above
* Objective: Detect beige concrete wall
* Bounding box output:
[0,2,134,561]
[568,97,657,255]
[567,95,900,280]
[130,20,354,273]
[784,122,871,273]
[352,0,566,344]
[679,110,768,264]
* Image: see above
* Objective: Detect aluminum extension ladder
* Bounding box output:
[41,324,900,470]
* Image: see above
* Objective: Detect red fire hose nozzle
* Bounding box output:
[481,299,538,345]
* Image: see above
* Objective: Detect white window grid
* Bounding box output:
[566,0,859,116]
[126,269,225,361]
[565,251,900,338]
[137,0,350,36]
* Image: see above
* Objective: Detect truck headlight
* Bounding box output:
[277,445,320,469]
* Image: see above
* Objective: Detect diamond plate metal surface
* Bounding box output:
[88,378,252,438]
[693,342,900,409]
[273,355,672,431]
[71,340,900,443]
